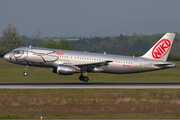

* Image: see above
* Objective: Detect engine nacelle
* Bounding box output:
[53,65,75,75]
[92,67,104,72]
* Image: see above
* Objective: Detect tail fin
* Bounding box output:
[142,33,176,61]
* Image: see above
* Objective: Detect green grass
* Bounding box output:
[1,58,180,119]
[0,89,180,119]
[0,58,180,83]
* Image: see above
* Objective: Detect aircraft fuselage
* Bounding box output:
[4,47,175,74]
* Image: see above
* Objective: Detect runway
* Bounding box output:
[0,82,180,89]
[0,119,179,120]
[1,119,179,120]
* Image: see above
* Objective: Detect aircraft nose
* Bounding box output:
[3,53,10,61]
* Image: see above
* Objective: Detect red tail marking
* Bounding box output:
[152,39,171,59]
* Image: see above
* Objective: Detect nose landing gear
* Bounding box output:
[23,65,28,76]
[79,71,89,82]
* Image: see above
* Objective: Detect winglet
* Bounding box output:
[142,33,175,61]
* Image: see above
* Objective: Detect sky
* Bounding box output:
[0,0,180,37]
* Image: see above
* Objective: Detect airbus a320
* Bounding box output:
[4,33,176,82]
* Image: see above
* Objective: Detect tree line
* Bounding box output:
[0,23,22,57]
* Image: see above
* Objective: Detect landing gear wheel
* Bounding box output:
[84,77,89,82]
[79,75,84,81]
[23,65,29,76]
[23,72,28,76]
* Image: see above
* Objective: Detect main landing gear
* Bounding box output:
[79,71,89,82]
[23,65,28,76]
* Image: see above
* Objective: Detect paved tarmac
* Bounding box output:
[0,82,180,89]
[1,119,180,120]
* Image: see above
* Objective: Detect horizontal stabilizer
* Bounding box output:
[153,62,175,68]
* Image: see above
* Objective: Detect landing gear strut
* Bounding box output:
[79,71,89,82]
[23,65,28,76]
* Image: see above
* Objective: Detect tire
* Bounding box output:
[79,75,84,81]
[84,77,89,82]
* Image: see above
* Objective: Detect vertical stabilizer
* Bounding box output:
[142,33,175,61]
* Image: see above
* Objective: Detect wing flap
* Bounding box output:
[65,60,112,66]
[74,60,112,66]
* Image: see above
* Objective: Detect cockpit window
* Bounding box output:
[13,51,24,54]
[14,51,19,54]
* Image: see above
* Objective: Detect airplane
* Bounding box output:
[3,33,176,82]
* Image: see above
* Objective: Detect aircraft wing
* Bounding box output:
[73,60,112,66]
[65,60,113,71]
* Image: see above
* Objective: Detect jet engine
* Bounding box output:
[52,65,75,75]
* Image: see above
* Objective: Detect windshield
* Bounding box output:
[13,50,24,54]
